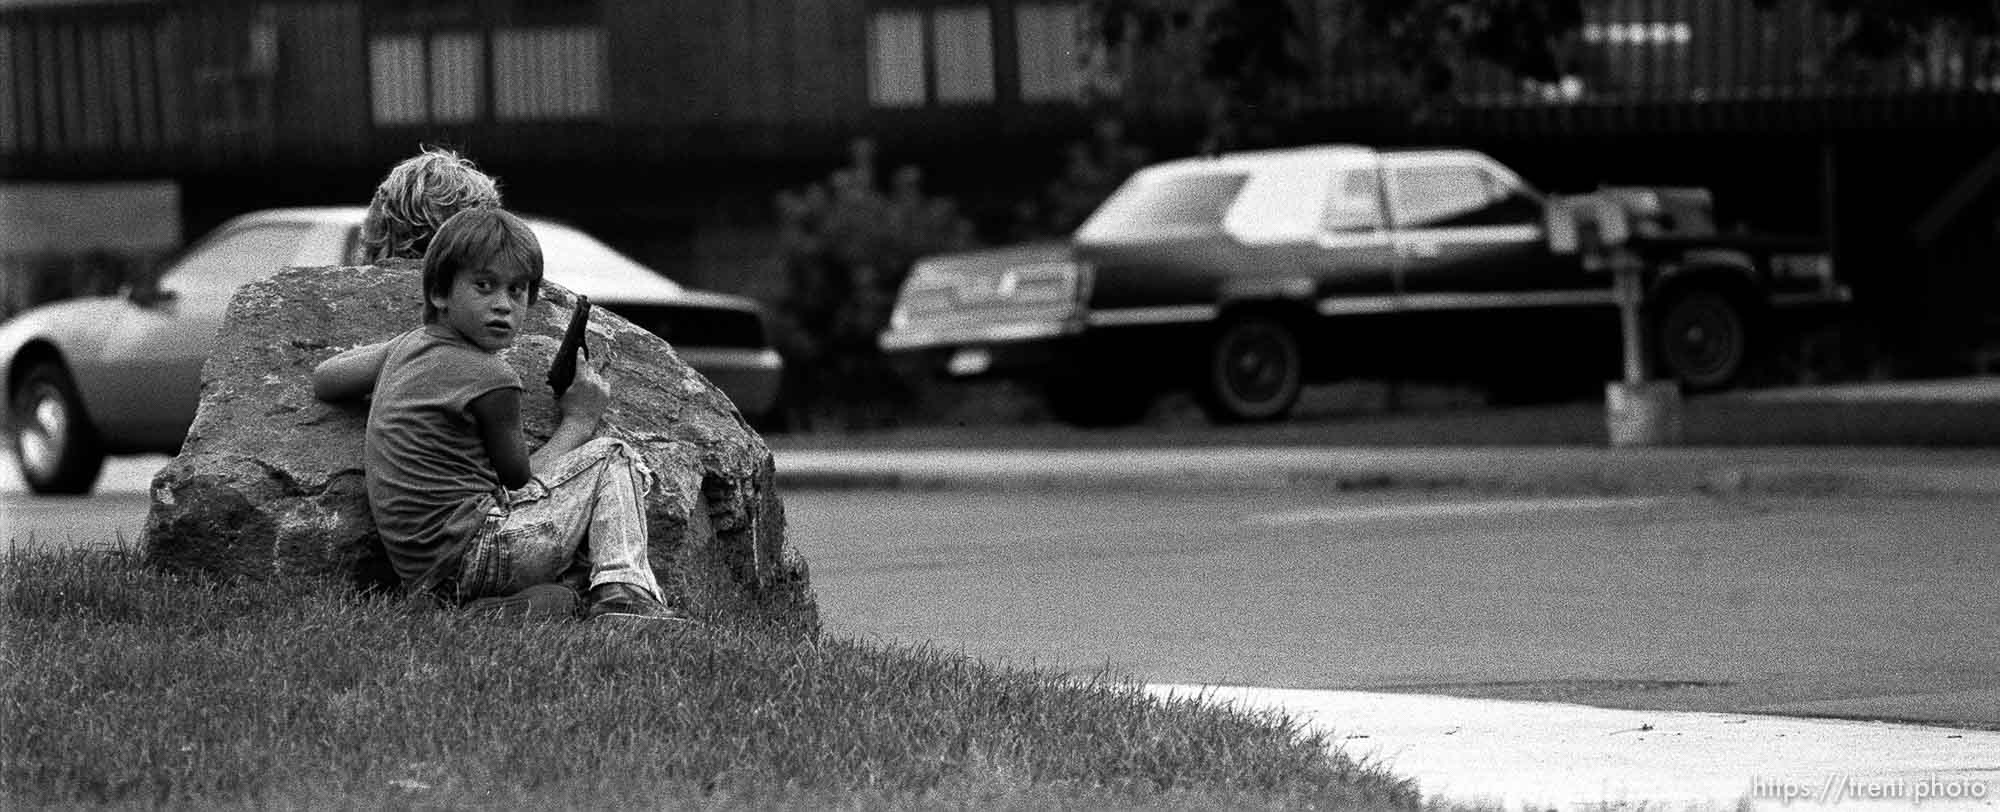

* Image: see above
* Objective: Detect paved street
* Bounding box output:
[785,487,2000,727]
[7,447,1997,731]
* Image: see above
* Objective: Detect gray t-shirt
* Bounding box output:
[364,323,523,583]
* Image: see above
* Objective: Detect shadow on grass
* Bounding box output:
[2,545,1422,809]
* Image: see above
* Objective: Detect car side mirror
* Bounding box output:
[126,280,178,308]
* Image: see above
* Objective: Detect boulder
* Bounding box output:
[141,261,816,633]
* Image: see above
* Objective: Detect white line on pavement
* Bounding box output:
[1241,496,1669,527]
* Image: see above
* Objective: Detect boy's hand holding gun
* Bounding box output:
[548,295,609,422]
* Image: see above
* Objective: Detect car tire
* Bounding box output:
[1044,376,1154,428]
[1654,288,1749,392]
[1198,315,1303,423]
[9,360,105,495]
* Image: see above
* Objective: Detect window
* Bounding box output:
[369,36,428,125]
[494,27,604,119]
[369,31,482,125]
[1078,171,1250,241]
[1389,166,1489,228]
[867,5,997,107]
[1388,165,1541,229]
[369,25,604,125]
[868,10,927,107]
[1323,169,1385,232]
[428,32,484,123]
[933,7,995,102]
[1017,3,1083,102]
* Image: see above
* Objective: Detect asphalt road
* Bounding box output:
[7,453,1996,727]
[784,487,2000,727]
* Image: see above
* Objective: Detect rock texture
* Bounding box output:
[142,261,816,632]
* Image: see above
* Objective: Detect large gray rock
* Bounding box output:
[141,261,816,633]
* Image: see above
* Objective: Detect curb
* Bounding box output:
[771,449,2000,499]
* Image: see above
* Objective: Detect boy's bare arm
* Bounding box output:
[469,388,534,489]
[469,361,610,490]
[528,361,610,476]
[311,341,391,401]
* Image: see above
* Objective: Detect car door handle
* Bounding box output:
[1400,241,1441,258]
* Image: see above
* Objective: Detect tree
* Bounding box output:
[1754,0,2000,64]
[1082,0,1589,130]
[1083,0,1309,151]
[1354,0,1585,96]
[773,139,978,429]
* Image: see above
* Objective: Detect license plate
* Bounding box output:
[946,348,992,377]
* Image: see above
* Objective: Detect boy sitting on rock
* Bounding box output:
[312,206,687,624]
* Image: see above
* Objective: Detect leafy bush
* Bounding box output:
[1013,117,1153,241]
[772,139,979,430]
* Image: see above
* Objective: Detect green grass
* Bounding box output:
[2,545,1418,810]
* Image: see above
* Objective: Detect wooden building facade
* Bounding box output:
[6,0,2000,370]
[9,0,2000,176]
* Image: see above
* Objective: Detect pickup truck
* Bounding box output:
[878,145,1849,425]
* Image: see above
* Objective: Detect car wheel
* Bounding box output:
[1654,288,1748,392]
[9,360,105,495]
[1198,315,1303,423]
[1044,376,1154,428]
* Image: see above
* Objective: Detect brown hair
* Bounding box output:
[421,208,544,323]
[361,146,502,262]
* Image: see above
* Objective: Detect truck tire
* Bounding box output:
[1654,287,1748,392]
[1044,376,1154,427]
[9,359,105,494]
[1198,315,1303,423]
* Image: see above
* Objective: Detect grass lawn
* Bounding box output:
[2,545,1420,809]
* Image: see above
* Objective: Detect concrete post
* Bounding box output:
[1602,243,1683,447]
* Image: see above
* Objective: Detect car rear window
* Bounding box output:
[1077,171,1250,242]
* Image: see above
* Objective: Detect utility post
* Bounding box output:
[1549,192,1684,447]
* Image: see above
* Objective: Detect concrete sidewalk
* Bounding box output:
[1149,684,2000,810]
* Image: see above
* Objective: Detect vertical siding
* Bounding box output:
[790,0,841,124]
[274,2,364,160]
[607,0,865,148]
[154,14,188,149]
[0,27,15,153]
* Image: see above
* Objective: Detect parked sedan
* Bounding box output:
[881,145,1845,425]
[1,207,783,494]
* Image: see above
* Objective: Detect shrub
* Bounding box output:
[772,139,979,430]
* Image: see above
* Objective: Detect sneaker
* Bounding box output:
[461,583,581,620]
[585,583,692,624]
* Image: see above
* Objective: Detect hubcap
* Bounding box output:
[15,385,67,478]
[1222,326,1295,405]
[1668,298,1740,379]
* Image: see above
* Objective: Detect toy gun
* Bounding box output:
[547,295,591,398]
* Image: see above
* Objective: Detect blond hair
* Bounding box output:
[360,146,502,262]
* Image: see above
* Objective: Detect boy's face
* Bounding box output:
[431,258,534,352]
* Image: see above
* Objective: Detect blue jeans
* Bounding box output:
[453,438,664,604]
